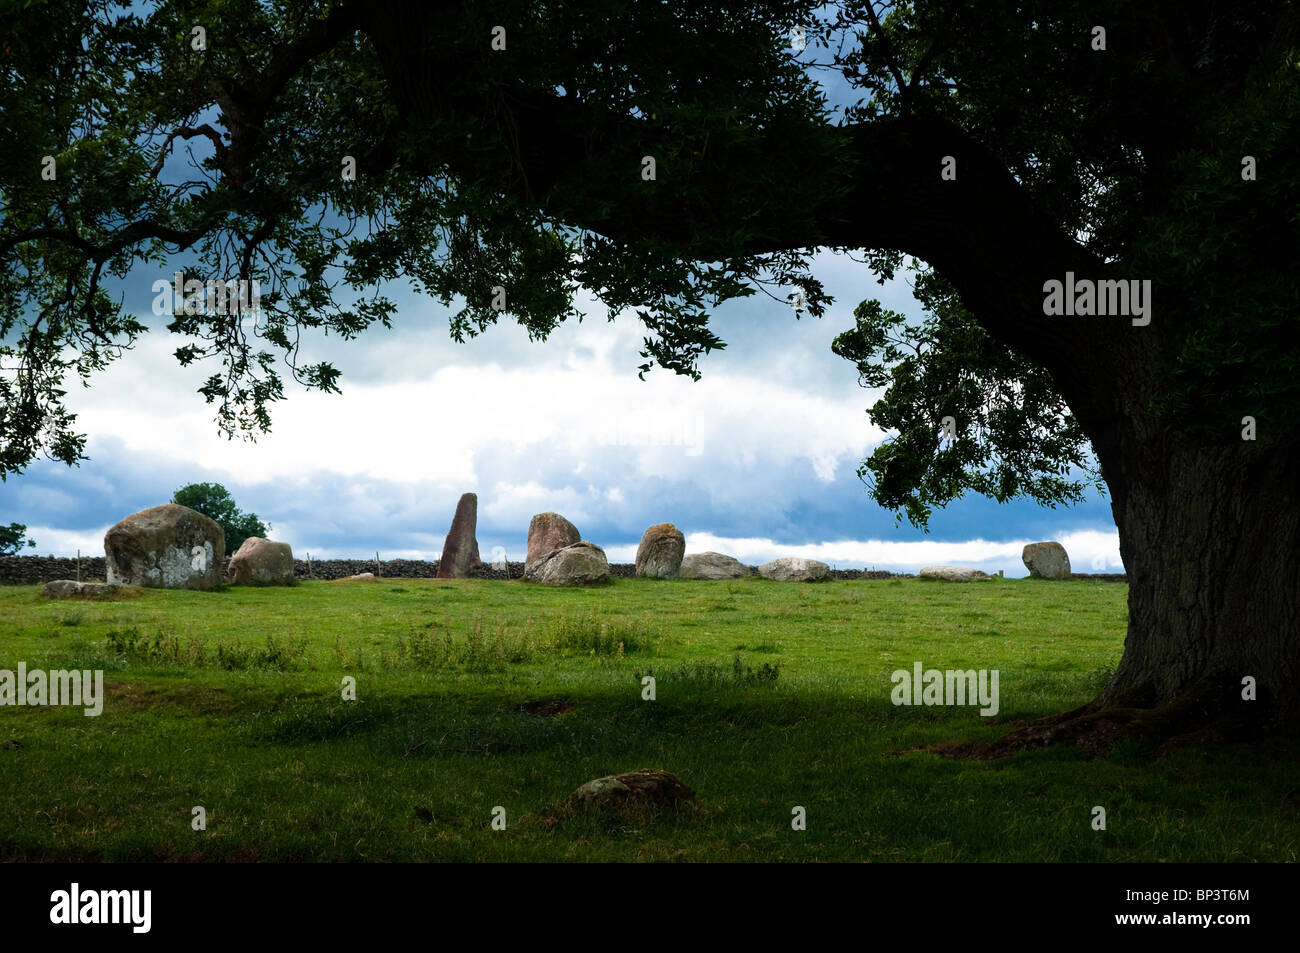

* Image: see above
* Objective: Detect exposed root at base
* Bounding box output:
[930,690,1277,761]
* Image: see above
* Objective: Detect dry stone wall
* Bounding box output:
[0,555,109,585]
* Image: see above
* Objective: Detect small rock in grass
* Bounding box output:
[565,769,695,814]
[42,580,121,599]
[919,566,991,582]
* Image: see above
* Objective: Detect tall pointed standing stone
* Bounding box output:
[437,493,482,578]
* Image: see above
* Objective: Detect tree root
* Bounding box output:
[930,685,1278,761]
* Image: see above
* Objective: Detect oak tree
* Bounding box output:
[2,0,1296,745]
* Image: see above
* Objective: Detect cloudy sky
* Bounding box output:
[4,248,1122,574]
[1,28,1123,575]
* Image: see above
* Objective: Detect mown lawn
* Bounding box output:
[0,576,1295,861]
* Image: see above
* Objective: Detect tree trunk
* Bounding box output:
[950,406,1300,758]
[1102,436,1300,737]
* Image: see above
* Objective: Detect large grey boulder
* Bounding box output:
[1022,542,1071,579]
[436,492,482,579]
[919,565,991,582]
[227,537,296,585]
[634,523,685,579]
[104,503,224,590]
[529,541,611,586]
[42,580,121,599]
[758,556,829,582]
[679,552,750,580]
[525,512,581,578]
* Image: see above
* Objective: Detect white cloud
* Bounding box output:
[20,525,113,557]
[63,317,885,497]
[631,528,1126,576]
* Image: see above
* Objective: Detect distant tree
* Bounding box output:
[171,483,268,555]
[0,522,36,556]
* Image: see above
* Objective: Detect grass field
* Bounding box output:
[0,576,1295,862]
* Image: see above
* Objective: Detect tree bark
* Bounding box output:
[1102,422,1300,735]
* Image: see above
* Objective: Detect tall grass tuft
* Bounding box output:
[103,627,306,670]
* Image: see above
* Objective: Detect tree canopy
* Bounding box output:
[0,522,37,556]
[3,0,1295,521]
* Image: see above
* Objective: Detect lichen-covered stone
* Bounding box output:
[104,504,224,590]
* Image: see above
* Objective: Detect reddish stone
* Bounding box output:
[525,512,581,576]
[437,493,482,578]
[635,523,685,578]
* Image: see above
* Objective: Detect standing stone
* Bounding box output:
[635,523,686,579]
[530,541,610,586]
[437,493,482,579]
[758,557,830,582]
[1022,542,1071,579]
[227,537,296,585]
[104,503,224,590]
[679,552,750,580]
[525,512,581,577]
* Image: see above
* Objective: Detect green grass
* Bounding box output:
[0,576,1295,861]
